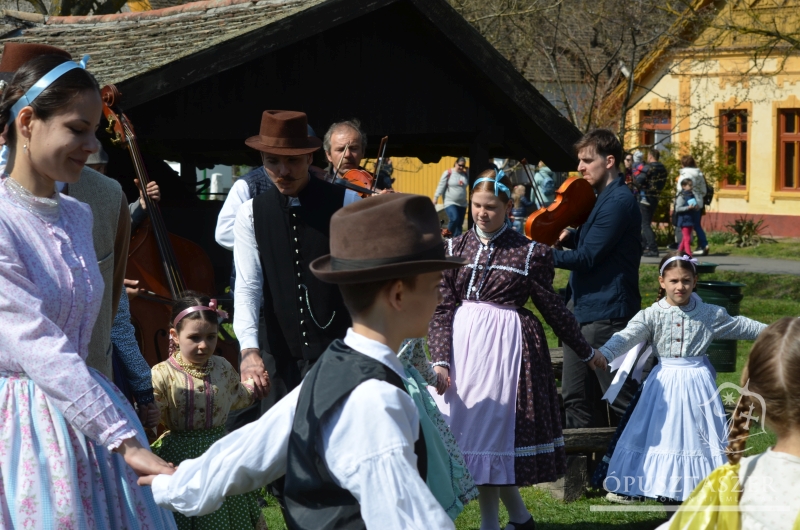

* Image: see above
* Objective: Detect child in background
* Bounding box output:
[675,178,697,256]
[597,254,766,503]
[398,338,479,519]
[152,291,266,529]
[658,316,800,529]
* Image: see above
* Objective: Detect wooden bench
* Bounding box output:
[550,347,563,379]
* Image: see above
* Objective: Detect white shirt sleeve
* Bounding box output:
[232,199,262,351]
[150,386,301,516]
[215,179,251,250]
[320,380,455,530]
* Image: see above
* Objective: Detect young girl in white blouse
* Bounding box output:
[596,253,767,502]
[659,317,800,529]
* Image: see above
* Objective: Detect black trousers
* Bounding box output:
[640,201,658,252]
[562,312,656,428]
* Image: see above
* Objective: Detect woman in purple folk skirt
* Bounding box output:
[428,169,600,530]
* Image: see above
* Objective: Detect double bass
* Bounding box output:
[101,85,239,369]
[520,159,596,246]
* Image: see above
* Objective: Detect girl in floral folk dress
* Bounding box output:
[151,292,267,529]
[428,169,602,530]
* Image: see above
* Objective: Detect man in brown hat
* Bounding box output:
[231,110,361,424]
[146,193,463,529]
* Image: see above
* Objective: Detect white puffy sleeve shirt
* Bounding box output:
[599,295,767,362]
[151,329,453,530]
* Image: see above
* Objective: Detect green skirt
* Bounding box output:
[403,365,478,520]
[153,426,266,530]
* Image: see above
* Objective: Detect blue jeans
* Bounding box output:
[691,210,708,248]
[445,205,467,237]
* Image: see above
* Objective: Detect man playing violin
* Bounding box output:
[233,111,360,415]
[552,129,653,429]
[324,119,393,190]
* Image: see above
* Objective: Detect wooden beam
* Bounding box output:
[563,427,617,454]
[551,347,563,379]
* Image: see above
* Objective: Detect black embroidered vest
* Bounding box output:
[284,341,427,530]
[252,176,351,372]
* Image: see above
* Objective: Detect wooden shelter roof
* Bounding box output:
[0,0,584,170]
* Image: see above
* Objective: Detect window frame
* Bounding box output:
[778,109,800,192]
[640,109,672,149]
[720,109,749,190]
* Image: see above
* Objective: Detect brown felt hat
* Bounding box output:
[245,110,322,155]
[0,43,72,83]
[310,193,468,284]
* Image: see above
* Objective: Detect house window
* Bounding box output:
[779,110,800,191]
[640,110,672,149]
[720,110,748,188]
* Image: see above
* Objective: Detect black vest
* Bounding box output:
[284,341,427,530]
[252,176,351,371]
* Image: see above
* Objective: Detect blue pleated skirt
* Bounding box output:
[0,369,177,530]
[604,356,728,501]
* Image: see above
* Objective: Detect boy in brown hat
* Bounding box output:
[146,193,464,529]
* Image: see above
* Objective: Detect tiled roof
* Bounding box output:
[0,0,325,86]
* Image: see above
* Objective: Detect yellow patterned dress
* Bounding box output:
[152,353,266,530]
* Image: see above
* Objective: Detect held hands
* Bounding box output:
[114,437,176,485]
[587,349,608,371]
[240,348,271,398]
[137,402,160,429]
[433,365,451,395]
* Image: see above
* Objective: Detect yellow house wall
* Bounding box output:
[364,156,464,199]
[630,54,800,222]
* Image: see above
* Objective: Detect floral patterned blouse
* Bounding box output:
[152,355,254,431]
[399,338,438,386]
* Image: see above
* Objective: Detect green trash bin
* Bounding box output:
[694,281,746,373]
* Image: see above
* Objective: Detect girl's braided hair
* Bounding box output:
[727,317,800,464]
[0,55,99,150]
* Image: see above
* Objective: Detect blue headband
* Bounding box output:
[10,55,90,122]
[473,167,511,197]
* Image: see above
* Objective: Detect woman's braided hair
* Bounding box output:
[727,317,800,464]
[0,54,99,150]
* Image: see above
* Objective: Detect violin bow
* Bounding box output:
[371,136,389,192]
[332,141,351,182]
[520,158,547,208]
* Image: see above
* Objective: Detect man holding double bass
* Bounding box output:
[551,129,652,429]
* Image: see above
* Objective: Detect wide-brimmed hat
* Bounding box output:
[311,194,468,284]
[0,43,72,83]
[245,110,322,155]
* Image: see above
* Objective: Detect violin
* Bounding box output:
[520,159,596,246]
[332,136,389,198]
[101,85,240,369]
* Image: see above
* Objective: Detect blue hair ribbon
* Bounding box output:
[474,166,511,197]
[10,55,90,122]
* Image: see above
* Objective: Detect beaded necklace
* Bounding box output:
[173,351,213,379]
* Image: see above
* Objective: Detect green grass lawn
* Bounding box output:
[704,236,800,261]
[261,265,799,529]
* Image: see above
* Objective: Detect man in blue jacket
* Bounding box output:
[553,129,649,428]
